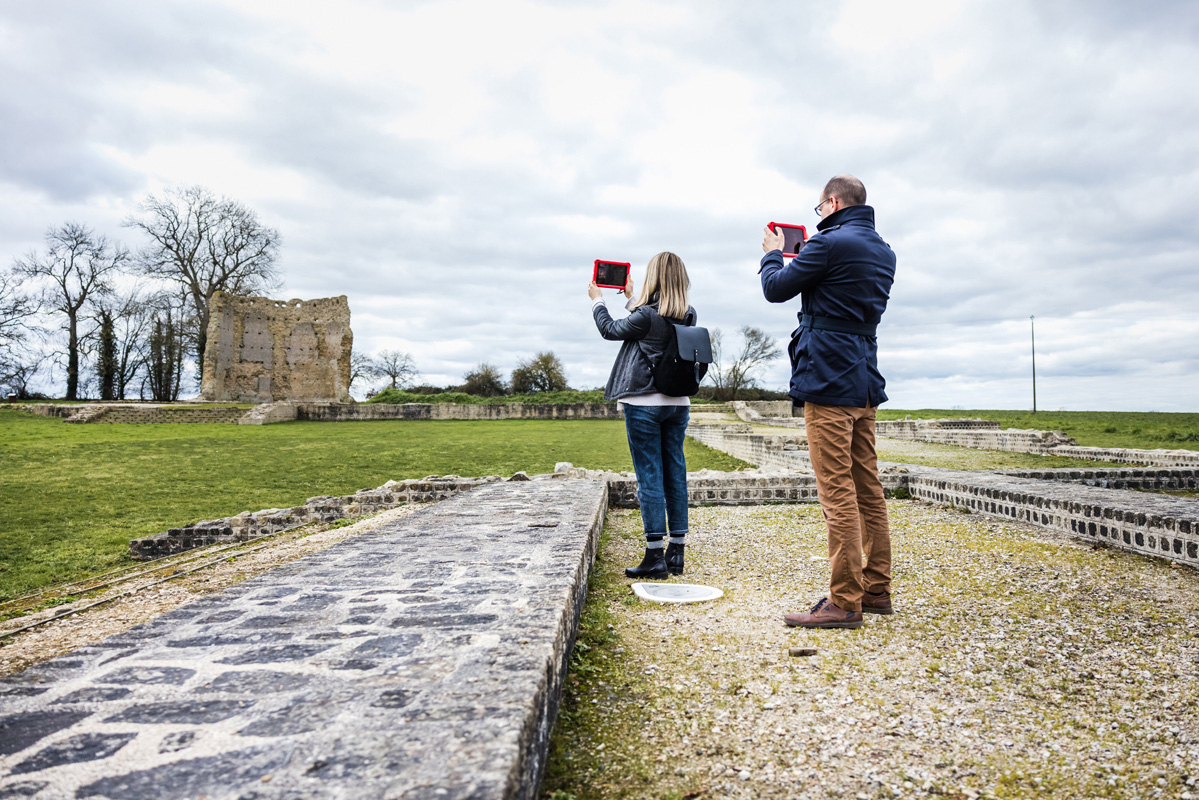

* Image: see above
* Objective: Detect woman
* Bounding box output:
[589,251,697,579]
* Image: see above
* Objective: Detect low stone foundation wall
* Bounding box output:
[880,425,1075,453]
[741,400,794,417]
[729,400,803,428]
[1046,445,1199,467]
[602,469,820,506]
[97,406,245,424]
[18,401,624,424]
[129,475,508,559]
[998,467,1199,491]
[688,424,813,473]
[905,467,1199,567]
[692,425,1199,568]
[875,418,1001,436]
[18,404,81,418]
[874,419,1199,468]
[19,403,245,424]
[297,402,622,421]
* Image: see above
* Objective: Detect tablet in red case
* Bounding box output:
[769,222,808,258]
[593,259,631,290]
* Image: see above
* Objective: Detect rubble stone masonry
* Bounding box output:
[201,293,352,403]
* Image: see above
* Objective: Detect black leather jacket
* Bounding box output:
[593,297,698,401]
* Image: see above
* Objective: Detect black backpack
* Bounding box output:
[640,308,713,397]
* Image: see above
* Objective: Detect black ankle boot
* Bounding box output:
[665,542,685,575]
[625,547,668,579]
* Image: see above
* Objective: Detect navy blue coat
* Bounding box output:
[759,204,895,408]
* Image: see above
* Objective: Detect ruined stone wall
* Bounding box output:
[998,467,1199,491]
[874,419,1003,436]
[741,400,794,417]
[1044,445,1199,467]
[93,406,246,424]
[295,402,622,422]
[905,468,1199,567]
[687,424,815,473]
[17,404,81,419]
[129,475,502,559]
[19,404,244,424]
[201,293,352,403]
[690,425,1199,568]
[886,427,1076,453]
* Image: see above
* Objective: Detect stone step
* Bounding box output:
[0,479,607,799]
[906,466,1199,567]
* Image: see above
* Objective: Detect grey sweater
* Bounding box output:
[593,298,698,401]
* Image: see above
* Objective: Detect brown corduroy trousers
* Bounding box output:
[803,402,893,612]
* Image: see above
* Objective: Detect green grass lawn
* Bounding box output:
[877,409,1199,451]
[5,407,1195,601]
[0,409,747,600]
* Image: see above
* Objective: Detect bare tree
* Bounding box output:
[91,287,156,399]
[0,268,39,347]
[375,349,418,390]
[0,269,41,391]
[1,269,45,397]
[124,185,280,384]
[349,352,380,396]
[510,351,568,394]
[14,223,129,400]
[3,356,46,399]
[707,326,782,400]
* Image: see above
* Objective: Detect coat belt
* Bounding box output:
[798,313,877,337]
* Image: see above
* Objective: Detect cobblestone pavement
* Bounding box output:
[0,506,421,679]
[545,502,1199,800]
[0,479,606,800]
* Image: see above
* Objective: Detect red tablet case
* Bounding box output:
[593,260,631,290]
[769,222,808,258]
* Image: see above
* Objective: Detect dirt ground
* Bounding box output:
[543,502,1199,800]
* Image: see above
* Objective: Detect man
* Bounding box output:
[759,174,896,629]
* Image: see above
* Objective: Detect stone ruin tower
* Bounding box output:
[200,292,353,403]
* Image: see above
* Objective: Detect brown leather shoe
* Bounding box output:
[862,591,894,615]
[783,597,863,629]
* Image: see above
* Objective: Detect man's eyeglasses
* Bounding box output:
[814,198,833,217]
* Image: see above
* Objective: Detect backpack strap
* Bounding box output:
[636,307,675,367]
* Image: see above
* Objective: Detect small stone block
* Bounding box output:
[788,647,818,657]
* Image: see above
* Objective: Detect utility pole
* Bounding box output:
[1030,315,1037,414]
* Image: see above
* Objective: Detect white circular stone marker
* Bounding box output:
[630,582,724,604]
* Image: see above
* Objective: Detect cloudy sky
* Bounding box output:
[3,0,1198,411]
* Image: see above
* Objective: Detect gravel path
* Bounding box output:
[544,502,1199,800]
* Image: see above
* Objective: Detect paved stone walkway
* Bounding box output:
[0,478,606,800]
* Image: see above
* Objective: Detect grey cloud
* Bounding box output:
[1030,0,1199,43]
[0,1,263,200]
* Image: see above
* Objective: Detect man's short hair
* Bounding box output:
[822,174,867,206]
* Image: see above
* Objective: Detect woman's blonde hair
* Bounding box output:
[631,251,690,319]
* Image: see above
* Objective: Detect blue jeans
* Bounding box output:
[622,404,690,539]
